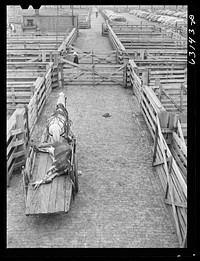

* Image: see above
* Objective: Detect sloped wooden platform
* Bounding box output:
[25,152,72,215]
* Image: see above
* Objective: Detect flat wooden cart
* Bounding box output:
[22,130,78,216]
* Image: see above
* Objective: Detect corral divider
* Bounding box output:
[128,59,187,248]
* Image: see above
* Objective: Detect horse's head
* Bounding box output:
[56,103,65,111]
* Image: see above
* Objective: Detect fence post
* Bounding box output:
[180,83,183,112]
[24,105,30,143]
[42,52,46,62]
[15,106,26,164]
[50,52,53,62]
[59,62,64,88]
[142,68,149,85]
[159,110,170,143]
[123,63,127,88]
[54,53,59,88]
[31,83,35,96]
[152,124,158,166]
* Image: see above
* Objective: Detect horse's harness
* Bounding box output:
[46,104,69,137]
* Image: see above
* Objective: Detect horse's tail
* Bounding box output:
[49,124,62,143]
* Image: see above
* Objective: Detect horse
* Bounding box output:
[46,92,73,143]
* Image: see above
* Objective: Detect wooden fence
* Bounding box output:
[106,22,128,64]
[6,62,58,113]
[7,62,53,186]
[129,59,187,248]
[7,27,78,185]
[108,24,187,63]
[57,28,78,54]
[6,31,71,63]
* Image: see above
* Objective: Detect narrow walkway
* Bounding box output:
[75,10,112,52]
[7,8,179,248]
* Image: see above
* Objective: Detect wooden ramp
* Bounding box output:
[25,151,72,215]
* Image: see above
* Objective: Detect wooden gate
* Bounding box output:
[61,48,127,86]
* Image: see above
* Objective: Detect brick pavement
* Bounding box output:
[7,7,179,248]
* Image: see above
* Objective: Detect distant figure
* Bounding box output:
[73,52,79,64]
[9,23,16,33]
[96,11,98,18]
[144,51,148,60]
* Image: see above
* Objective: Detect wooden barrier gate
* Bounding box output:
[60,47,127,87]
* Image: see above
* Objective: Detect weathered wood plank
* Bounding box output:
[38,156,53,214]
[64,175,72,213]
[47,173,59,213]
[55,175,67,213]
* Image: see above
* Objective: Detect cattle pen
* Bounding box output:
[7,5,188,249]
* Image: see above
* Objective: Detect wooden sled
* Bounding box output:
[22,128,78,216]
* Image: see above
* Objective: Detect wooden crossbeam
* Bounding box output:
[26,56,40,62]
[162,89,182,111]
[61,58,79,67]
[69,45,116,64]
[94,63,126,86]
[62,61,94,84]
[62,54,125,86]
[153,157,171,167]
[164,198,187,208]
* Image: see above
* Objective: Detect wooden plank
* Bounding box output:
[32,153,49,214]
[7,91,32,96]
[7,98,30,103]
[47,173,59,213]
[141,109,155,139]
[25,153,40,215]
[177,120,186,144]
[64,175,72,213]
[143,87,164,111]
[173,132,187,157]
[55,175,67,213]
[171,147,187,180]
[7,139,24,155]
[141,95,156,132]
[150,70,186,75]
[172,138,187,167]
[38,155,53,214]
[164,198,187,208]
